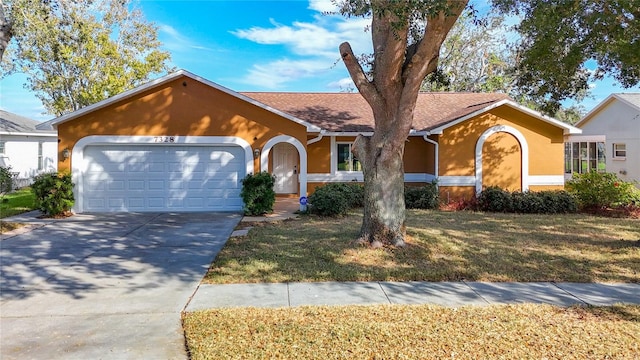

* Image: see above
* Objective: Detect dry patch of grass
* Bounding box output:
[184,304,640,360]
[205,211,640,283]
[0,221,24,233]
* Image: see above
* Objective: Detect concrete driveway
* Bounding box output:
[0,212,241,359]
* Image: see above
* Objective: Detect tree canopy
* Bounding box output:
[1,0,172,116]
[335,0,639,247]
[493,0,640,112]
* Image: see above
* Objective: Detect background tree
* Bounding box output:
[1,0,171,116]
[421,10,588,122]
[337,0,639,247]
[493,0,640,113]
[421,11,516,94]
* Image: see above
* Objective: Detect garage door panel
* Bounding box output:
[82,145,245,212]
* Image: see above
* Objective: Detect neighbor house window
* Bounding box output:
[564,141,605,174]
[38,142,43,170]
[336,143,361,172]
[613,143,626,159]
[0,141,5,154]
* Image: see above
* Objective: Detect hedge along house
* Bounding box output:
[44,70,580,213]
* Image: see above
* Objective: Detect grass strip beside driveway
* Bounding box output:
[184,303,640,360]
[205,210,640,283]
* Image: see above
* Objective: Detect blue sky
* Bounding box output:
[1,0,639,121]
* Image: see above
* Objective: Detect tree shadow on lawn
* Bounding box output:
[207,210,640,284]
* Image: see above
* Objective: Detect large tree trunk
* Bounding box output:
[353,133,407,247]
[339,1,467,248]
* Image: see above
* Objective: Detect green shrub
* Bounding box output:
[240,172,276,216]
[31,172,74,216]
[0,166,13,194]
[566,172,640,208]
[405,182,439,209]
[476,186,513,212]
[510,190,577,214]
[308,183,363,217]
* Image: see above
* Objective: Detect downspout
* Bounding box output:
[422,134,438,179]
[307,130,325,145]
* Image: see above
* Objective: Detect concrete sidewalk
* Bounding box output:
[186,281,640,311]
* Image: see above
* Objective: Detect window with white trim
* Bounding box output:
[564,141,605,174]
[613,143,626,159]
[38,142,44,170]
[336,143,361,172]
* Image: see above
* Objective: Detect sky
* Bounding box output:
[1,0,639,122]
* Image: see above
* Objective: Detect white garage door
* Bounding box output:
[82,145,245,212]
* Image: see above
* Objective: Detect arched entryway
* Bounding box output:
[260,135,308,199]
[475,125,529,193]
[482,132,522,191]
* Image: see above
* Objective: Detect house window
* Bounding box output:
[336,143,361,172]
[38,142,44,170]
[0,141,5,154]
[613,143,626,159]
[564,141,605,174]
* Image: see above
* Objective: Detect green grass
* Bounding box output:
[205,210,640,284]
[0,188,36,219]
[184,304,640,360]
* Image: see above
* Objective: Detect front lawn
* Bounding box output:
[0,187,36,219]
[0,188,36,233]
[205,210,640,283]
[184,303,640,360]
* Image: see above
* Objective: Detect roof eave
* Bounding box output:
[46,69,323,133]
[426,99,582,135]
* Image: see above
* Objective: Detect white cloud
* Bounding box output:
[241,58,334,89]
[232,1,372,89]
[159,24,218,53]
[308,0,339,13]
[327,77,355,91]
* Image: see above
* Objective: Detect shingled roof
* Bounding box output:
[0,110,55,133]
[242,92,511,133]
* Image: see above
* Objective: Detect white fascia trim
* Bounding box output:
[528,175,565,186]
[307,173,435,183]
[405,173,437,183]
[437,175,565,188]
[565,135,606,142]
[0,131,57,137]
[260,135,308,198]
[71,135,253,213]
[475,125,529,193]
[308,173,364,182]
[47,69,322,132]
[427,100,582,135]
[438,176,476,186]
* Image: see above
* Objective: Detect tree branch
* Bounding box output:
[339,41,380,105]
[402,0,469,91]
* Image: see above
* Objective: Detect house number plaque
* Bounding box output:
[154,136,176,143]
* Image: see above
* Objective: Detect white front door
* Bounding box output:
[272,143,298,194]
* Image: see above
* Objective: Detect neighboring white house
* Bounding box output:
[565,93,640,186]
[0,110,58,184]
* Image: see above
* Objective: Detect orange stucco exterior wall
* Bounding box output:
[307,137,331,173]
[306,135,436,175]
[57,76,308,173]
[439,107,564,177]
